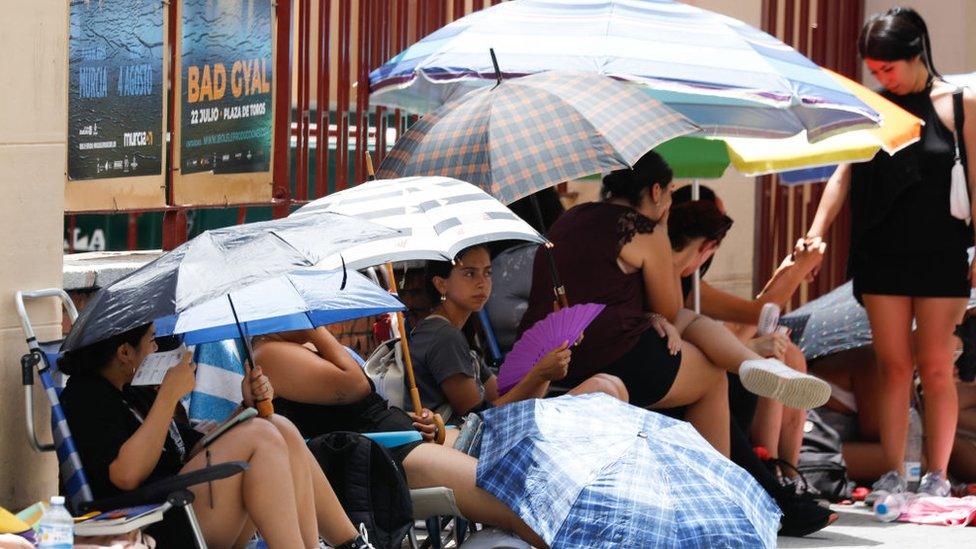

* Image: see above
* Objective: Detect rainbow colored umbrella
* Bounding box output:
[658,70,922,183]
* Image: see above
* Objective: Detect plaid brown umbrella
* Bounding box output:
[377,71,700,205]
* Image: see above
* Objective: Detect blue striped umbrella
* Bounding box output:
[370,0,879,142]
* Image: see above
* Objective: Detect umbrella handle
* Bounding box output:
[255,398,274,418]
[384,262,446,444]
[432,413,446,445]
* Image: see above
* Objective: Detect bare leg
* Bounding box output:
[651,341,731,456]
[913,297,967,475]
[402,445,549,549]
[674,309,757,374]
[568,373,630,402]
[183,419,306,548]
[862,294,915,474]
[842,442,890,482]
[761,344,806,473]
[267,414,358,547]
[677,309,829,409]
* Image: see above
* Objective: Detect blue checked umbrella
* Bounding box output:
[370,0,878,142]
[476,393,781,548]
[376,71,699,205]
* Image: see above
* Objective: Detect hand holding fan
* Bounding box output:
[497,303,605,394]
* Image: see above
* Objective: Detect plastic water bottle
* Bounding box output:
[37,495,73,548]
[904,407,923,491]
[873,492,915,522]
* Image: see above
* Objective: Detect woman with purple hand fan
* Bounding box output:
[409,245,628,424]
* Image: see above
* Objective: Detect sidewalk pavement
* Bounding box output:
[777,503,974,548]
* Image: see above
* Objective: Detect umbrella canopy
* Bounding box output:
[62,213,400,351]
[376,71,700,204]
[369,0,879,141]
[476,393,781,548]
[292,176,548,268]
[156,268,405,345]
[659,70,923,181]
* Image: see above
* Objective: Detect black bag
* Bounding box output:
[306,432,413,549]
[797,410,855,502]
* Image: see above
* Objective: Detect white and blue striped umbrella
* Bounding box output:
[293,176,547,269]
[156,268,404,345]
[476,393,781,549]
[370,0,879,141]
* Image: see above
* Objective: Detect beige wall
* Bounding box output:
[0,0,66,508]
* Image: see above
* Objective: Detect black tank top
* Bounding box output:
[860,83,971,254]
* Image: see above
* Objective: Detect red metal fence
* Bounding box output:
[286,0,502,205]
[755,0,864,308]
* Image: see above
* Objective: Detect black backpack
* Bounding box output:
[797,410,855,502]
[306,432,413,549]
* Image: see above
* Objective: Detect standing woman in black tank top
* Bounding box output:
[803,7,976,497]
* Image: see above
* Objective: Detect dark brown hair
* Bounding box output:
[58,323,153,377]
[601,151,673,207]
[668,200,734,251]
[859,7,939,77]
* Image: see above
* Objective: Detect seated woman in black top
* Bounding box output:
[59,323,371,549]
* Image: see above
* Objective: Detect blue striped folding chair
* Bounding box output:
[15,289,245,547]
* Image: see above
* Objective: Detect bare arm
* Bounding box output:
[621,230,681,321]
[807,163,851,239]
[441,344,570,415]
[110,356,194,491]
[253,328,371,405]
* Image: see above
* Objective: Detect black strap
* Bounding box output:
[954,89,968,179]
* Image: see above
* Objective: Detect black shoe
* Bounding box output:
[777,489,838,537]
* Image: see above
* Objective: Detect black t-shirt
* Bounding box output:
[60,374,202,501]
[60,373,203,546]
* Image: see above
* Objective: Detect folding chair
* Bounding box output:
[15,289,246,547]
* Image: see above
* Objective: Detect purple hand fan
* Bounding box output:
[497,303,605,394]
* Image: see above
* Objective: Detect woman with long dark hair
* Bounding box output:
[803,7,976,498]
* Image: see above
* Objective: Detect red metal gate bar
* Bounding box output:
[296,0,312,201]
[315,0,332,198]
[335,0,351,191]
[272,0,294,219]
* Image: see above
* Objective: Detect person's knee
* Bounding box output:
[239,417,289,450]
[875,352,914,379]
[267,414,305,445]
[591,373,629,401]
[918,366,956,394]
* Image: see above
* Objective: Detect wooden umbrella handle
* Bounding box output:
[255,399,274,418]
[383,262,446,444]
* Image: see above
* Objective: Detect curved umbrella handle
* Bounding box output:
[432,413,446,445]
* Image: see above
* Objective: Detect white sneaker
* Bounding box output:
[739,358,831,410]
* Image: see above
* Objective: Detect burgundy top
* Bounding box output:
[519,202,657,382]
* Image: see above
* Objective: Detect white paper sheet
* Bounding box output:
[131,345,192,386]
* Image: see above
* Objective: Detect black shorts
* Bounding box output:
[604,329,682,408]
[852,248,970,303]
[355,393,425,467]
